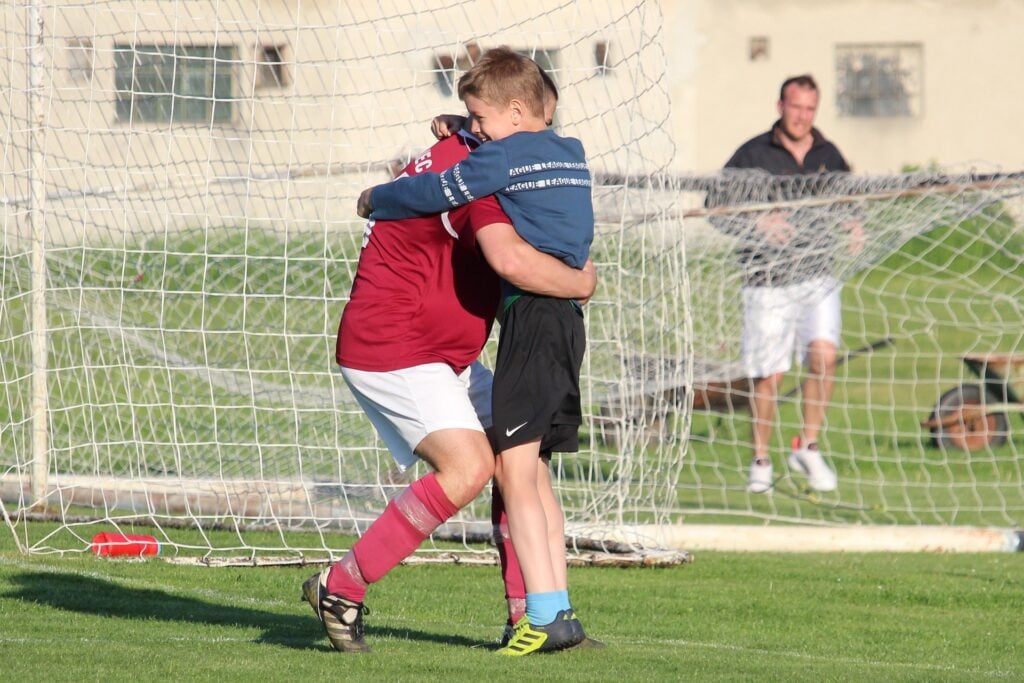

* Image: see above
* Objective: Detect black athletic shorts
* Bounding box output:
[492,294,586,453]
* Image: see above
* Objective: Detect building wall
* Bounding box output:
[2,1,673,246]
[3,0,1022,242]
[666,0,1024,173]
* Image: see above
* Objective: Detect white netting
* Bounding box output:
[588,169,1023,531]
[2,2,1023,559]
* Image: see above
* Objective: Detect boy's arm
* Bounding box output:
[358,142,510,220]
[475,222,596,301]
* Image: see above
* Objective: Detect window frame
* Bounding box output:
[835,42,923,119]
[114,43,236,124]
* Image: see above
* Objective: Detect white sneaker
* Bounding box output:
[746,459,774,493]
[787,440,837,492]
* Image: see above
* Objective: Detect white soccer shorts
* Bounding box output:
[740,277,842,378]
[340,361,493,471]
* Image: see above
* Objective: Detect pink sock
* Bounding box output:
[327,473,457,602]
[491,482,526,624]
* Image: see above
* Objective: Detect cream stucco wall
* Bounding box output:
[2,1,672,245]
[3,0,1022,244]
[663,0,1024,173]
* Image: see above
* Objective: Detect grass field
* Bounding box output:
[2,524,1023,681]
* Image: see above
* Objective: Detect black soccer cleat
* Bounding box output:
[565,608,606,649]
[496,609,586,656]
[301,569,371,653]
[500,610,606,650]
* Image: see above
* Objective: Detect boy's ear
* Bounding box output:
[509,98,524,125]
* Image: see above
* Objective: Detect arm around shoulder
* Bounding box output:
[476,222,596,301]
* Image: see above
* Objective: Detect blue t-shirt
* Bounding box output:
[370,129,593,269]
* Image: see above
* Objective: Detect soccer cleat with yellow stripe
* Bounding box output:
[301,569,371,653]
[500,614,606,650]
[496,610,585,656]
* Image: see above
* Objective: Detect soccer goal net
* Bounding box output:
[2,2,1022,560]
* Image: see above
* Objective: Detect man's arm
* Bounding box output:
[475,222,596,301]
[711,139,798,246]
[706,163,785,245]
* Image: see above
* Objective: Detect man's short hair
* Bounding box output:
[540,68,558,103]
[779,74,818,101]
[457,46,545,118]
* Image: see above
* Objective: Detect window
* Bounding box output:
[748,36,769,62]
[522,48,559,82]
[433,52,458,97]
[430,43,559,98]
[255,44,290,88]
[432,41,481,97]
[115,44,236,123]
[66,38,94,82]
[835,43,922,118]
[594,40,613,74]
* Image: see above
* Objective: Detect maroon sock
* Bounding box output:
[491,482,526,624]
[327,472,457,602]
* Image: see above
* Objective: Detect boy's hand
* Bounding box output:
[431,114,467,140]
[357,187,374,218]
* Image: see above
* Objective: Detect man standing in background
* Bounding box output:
[714,74,863,494]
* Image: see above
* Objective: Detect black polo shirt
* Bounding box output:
[726,122,850,175]
[711,122,854,287]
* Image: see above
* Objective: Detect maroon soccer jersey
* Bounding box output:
[335,135,506,373]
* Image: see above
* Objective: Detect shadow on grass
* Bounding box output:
[5,571,482,651]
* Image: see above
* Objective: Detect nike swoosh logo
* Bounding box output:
[505,421,529,437]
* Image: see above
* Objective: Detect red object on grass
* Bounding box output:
[90,532,160,556]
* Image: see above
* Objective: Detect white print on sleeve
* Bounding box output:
[360,219,375,249]
[413,149,433,174]
[440,212,459,240]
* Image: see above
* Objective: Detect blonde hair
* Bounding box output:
[457,47,545,118]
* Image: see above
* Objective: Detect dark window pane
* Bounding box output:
[114,44,234,124]
[836,44,921,118]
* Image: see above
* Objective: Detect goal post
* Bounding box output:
[2,1,1023,560]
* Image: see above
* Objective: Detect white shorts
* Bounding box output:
[340,361,493,471]
[741,277,841,377]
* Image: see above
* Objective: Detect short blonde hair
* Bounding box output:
[457,47,545,118]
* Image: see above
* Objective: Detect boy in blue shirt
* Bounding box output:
[358,47,594,655]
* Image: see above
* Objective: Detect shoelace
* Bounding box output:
[323,596,370,627]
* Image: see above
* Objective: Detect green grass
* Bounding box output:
[2,525,1023,681]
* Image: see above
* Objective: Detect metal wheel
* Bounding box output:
[927,383,1009,451]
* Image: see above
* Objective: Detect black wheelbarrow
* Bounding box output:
[922,353,1024,451]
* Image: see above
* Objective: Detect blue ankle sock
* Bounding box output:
[526,590,571,625]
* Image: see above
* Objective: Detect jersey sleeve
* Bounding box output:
[370,141,511,220]
[464,195,510,235]
[444,194,510,249]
